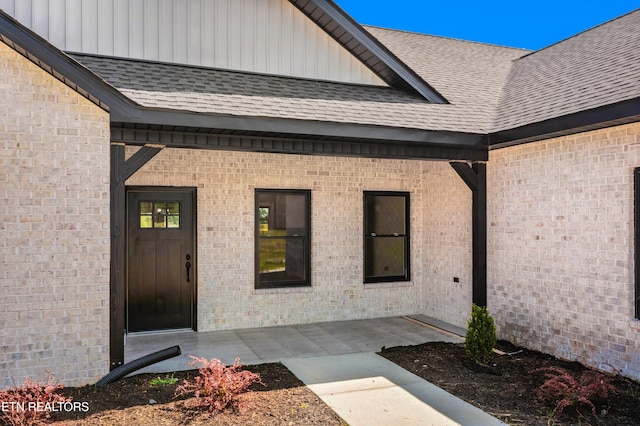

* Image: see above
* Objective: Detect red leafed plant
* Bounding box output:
[173,356,263,413]
[0,373,71,426]
[533,367,617,418]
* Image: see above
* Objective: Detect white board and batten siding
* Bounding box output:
[0,0,385,85]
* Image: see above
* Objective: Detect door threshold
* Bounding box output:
[127,328,194,336]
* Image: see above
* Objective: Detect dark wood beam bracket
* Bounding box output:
[450,161,479,191]
[450,161,487,307]
[109,143,164,370]
[635,168,640,319]
[124,145,164,180]
[109,143,126,370]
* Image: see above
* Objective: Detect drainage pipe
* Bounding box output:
[96,345,181,387]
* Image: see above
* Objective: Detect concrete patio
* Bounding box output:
[123,316,508,425]
[124,315,465,375]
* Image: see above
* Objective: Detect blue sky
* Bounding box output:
[338,1,639,50]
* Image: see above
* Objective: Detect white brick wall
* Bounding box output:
[8,37,637,386]
[488,122,640,380]
[0,41,111,388]
[423,162,473,328]
[125,148,474,331]
[2,21,638,390]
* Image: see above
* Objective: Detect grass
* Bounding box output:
[149,374,178,386]
[259,229,287,273]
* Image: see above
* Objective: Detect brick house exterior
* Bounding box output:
[0,40,111,386]
[489,123,640,379]
[1,1,639,386]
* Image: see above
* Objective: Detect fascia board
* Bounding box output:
[0,9,139,118]
[115,107,486,148]
[288,0,448,104]
[489,97,640,148]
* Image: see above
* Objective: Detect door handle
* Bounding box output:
[185,254,191,282]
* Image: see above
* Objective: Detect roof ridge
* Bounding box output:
[362,24,531,53]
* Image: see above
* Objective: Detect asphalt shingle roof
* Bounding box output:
[71,28,526,135]
[69,9,639,138]
[364,26,528,133]
[72,54,459,132]
[492,9,640,132]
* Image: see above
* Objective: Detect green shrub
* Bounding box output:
[465,303,497,365]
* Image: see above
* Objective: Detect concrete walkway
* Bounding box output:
[283,352,505,426]
[125,316,504,425]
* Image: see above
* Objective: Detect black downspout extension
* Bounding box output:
[96,345,181,387]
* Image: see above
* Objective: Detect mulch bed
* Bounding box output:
[49,363,345,425]
[16,341,638,425]
[379,340,640,425]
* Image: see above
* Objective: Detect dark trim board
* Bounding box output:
[471,162,487,308]
[635,168,640,319]
[450,161,479,191]
[109,144,166,370]
[450,161,487,307]
[109,144,126,369]
[111,110,487,149]
[124,146,163,180]
[111,127,488,162]
[0,10,138,118]
[288,0,447,103]
[489,98,640,149]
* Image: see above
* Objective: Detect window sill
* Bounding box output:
[254,286,313,295]
[630,318,640,332]
[364,281,414,289]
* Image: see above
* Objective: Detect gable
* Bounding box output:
[0,0,387,86]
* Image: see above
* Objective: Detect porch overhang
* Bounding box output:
[110,106,489,162]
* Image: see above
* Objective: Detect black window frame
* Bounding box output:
[363,191,410,283]
[255,189,311,289]
[635,168,640,319]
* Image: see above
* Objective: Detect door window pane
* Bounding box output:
[140,201,181,229]
[256,190,310,288]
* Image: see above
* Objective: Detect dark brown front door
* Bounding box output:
[126,187,196,332]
